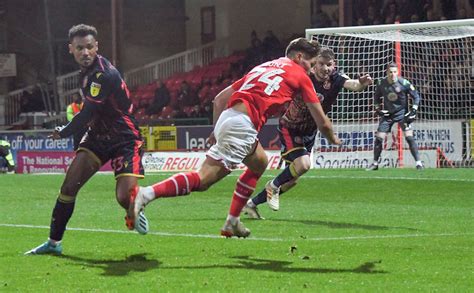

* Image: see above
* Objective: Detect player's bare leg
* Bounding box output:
[367,132,386,171]
[404,130,423,169]
[221,142,267,238]
[127,156,229,233]
[25,150,100,255]
[196,157,231,191]
[118,176,149,234]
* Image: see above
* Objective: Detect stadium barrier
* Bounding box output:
[311,149,438,169]
[16,150,282,174]
[2,40,229,126]
[1,118,469,173]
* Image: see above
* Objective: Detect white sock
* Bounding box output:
[142,186,155,204]
[416,161,422,166]
[48,238,61,246]
[373,161,378,166]
[270,180,278,189]
[246,199,256,208]
[226,215,239,225]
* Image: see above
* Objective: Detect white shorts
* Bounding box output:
[207,108,258,169]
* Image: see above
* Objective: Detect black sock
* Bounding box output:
[252,189,268,206]
[252,182,291,206]
[49,197,76,241]
[273,165,297,187]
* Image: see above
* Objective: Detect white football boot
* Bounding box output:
[265,180,280,211]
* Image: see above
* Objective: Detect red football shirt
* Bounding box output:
[229,57,319,131]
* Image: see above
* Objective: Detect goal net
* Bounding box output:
[306,19,474,168]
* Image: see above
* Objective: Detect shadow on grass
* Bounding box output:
[271,218,418,231]
[60,253,161,276]
[174,218,418,232]
[164,256,387,274]
[61,254,386,275]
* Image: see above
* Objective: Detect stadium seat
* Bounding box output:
[159,106,174,119]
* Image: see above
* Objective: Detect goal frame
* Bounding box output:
[305,19,474,39]
[305,19,474,168]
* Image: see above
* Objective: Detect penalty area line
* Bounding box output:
[1,223,472,242]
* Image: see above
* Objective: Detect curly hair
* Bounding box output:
[68,24,98,42]
[285,37,321,59]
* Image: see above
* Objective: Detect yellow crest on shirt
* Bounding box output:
[90,82,101,97]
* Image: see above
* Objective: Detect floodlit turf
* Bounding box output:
[1,168,473,291]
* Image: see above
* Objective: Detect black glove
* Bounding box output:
[376,108,391,118]
[404,108,417,123]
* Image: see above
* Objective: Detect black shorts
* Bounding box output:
[78,132,145,179]
[278,126,317,163]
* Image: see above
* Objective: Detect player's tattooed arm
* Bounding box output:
[343,74,373,91]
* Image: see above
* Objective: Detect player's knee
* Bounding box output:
[250,145,269,174]
[196,181,210,191]
[253,162,267,176]
[376,132,386,140]
[294,155,311,173]
[59,184,79,197]
[375,136,384,145]
[60,183,79,198]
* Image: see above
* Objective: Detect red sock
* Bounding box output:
[229,169,261,217]
[152,172,200,198]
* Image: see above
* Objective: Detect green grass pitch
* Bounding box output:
[1,168,473,291]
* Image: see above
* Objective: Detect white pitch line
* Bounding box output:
[88,172,474,183]
[150,173,474,182]
[1,223,472,242]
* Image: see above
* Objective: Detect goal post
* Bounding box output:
[305,19,474,168]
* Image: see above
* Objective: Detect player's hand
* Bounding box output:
[48,129,61,140]
[358,74,373,87]
[330,135,342,146]
[206,131,216,146]
[404,108,417,123]
[376,108,390,118]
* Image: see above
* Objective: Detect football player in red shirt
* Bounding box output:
[244,47,373,218]
[128,38,341,238]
